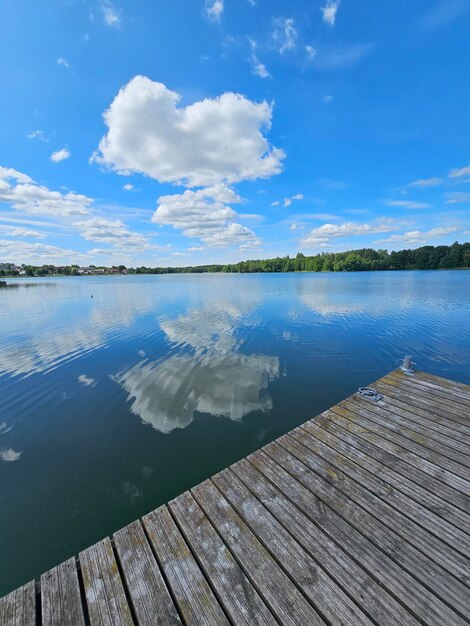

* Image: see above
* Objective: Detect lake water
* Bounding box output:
[0,270,469,595]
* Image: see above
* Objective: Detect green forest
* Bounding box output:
[1,241,469,277]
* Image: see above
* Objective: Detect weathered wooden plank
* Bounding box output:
[330,404,470,492]
[0,581,36,626]
[143,505,229,626]
[113,520,181,626]
[79,537,133,626]
[341,397,470,470]
[264,440,470,621]
[169,491,275,626]
[375,377,470,424]
[347,393,470,455]
[191,479,326,626]
[387,370,470,409]
[413,370,470,395]
[231,458,421,626]
[41,557,85,626]
[302,417,470,536]
[315,409,470,512]
[294,423,470,557]
[212,467,374,626]
[369,381,470,436]
[383,373,470,417]
[279,431,470,582]
[248,449,468,626]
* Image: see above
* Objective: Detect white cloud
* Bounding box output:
[249,54,270,78]
[50,148,70,163]
[27,130,49,142]
[2,226,46,239]
[273,18,297,54]
[0,449,22,462]
[92,76,284,187]
[374,227,458,245]
[320,0,340,26]
[273,193,303,208]
[0,166,92,216]
[322,94,333,104]
[305,45,317,61]
[152,185,260,249]
[78,374,96,387]
[188,246,205,251]
[57,57,70,68]
[445,192,470,204]
[448,164,470,178]
[301,220,396,246]
[102,1,122,26]
[205,0,223,22]
[123,183,134,191]
[0,167,32,184]
[386,200,431,209]
[407,177,443,188]
[74,217,152,248]
[0,239,88,265]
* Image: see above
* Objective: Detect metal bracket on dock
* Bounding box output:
[357,387,383,402]
[399,355,415,374]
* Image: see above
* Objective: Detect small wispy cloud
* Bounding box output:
[305,45,317,61]
[57,57,70,69]
[102,1,122,27]
[27,130,49,142]
[249,54,270,78]
[123,183,134,191]
[322,94,333,104]
[448,164,470,178]
[273,18,297,54]
[445,192,470,204]
[385,200,431,209]
[320,0,341,26]
[205,0,223,22]
[283,193,304,207]
[407,177,443,188]
[50,148,71,163]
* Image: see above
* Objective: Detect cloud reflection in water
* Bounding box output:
[116,305,280,434]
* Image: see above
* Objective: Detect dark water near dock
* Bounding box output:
[0,270,469,595]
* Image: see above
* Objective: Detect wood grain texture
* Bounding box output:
[169,491,275,625]
[41,558,85,626]
[143,505,229,626]
[0,581,36,626]
[113,520,181,625]
[79,537,133,626]
[192,479,326,626]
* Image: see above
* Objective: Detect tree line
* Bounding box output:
[1,241,468,277]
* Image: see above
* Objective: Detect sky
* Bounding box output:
[0,0,469,267]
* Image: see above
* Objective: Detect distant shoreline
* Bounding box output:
[1,242,468,277]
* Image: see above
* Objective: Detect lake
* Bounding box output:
[0,270,469,596]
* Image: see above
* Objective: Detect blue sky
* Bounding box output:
[0,0,469,267]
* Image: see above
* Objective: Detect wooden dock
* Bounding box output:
[1,368,470,625]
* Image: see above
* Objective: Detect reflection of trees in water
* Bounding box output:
[116,298,280,434]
